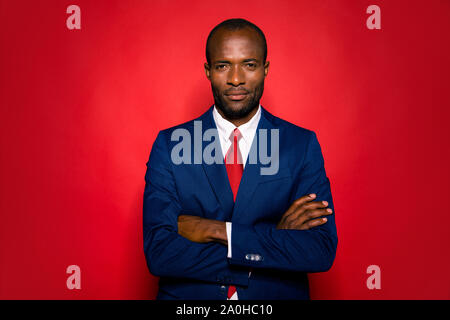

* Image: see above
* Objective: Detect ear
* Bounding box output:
[204,62,211,80]
[264,61,270,77]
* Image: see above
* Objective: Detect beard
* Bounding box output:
[211,81,264,120]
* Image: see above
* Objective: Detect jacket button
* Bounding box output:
[245,253,263,261]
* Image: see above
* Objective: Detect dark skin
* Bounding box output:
[178,27,332,244]
[205,27,268,127]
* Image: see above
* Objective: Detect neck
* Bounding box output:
[216,105,259,127]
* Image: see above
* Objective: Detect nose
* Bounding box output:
[227,65,245,86]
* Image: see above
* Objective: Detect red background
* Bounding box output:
[1,0,449,299]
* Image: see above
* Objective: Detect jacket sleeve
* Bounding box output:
[143,130,249,286]
[228,131,338,273]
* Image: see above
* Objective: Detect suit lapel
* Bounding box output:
[199,105,277,221]
[232,107,276,221]
[200,106,235,219]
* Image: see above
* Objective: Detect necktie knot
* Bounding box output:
[225,128,243,166]
[229,128,242,142]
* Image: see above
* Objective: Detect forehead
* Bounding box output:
[209,28,264,62]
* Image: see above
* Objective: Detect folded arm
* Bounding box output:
[177,131,338,273]
[143,131,249,286]
[229,131,338,272]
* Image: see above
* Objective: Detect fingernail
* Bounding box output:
[309,194,316,198]
[323,218,327,222]
[327,208,332,213]
[322,201,328,206]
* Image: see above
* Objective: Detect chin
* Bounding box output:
[220,102,257,120]
[227,101,247,111]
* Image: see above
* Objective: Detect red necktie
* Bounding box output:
[224,128,243,299]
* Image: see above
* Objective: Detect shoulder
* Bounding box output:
[159,119,196,137]
[157,110,209,142]
[262,107,316,144]
[262,108,326,175]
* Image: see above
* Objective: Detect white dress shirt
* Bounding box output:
[212,104,261,259]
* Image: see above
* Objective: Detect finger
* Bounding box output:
[284,202,331,225]
[301,200,330,212]
[303,208,333,221]
[281,194,318,221]
[299,217,329,230]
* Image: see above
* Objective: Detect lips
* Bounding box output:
[225,91,248,101]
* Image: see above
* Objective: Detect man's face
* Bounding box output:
[205,27,269,120]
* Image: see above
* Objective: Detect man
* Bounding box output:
[143,18,337,300]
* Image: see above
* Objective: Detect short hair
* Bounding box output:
[205,18,267,65]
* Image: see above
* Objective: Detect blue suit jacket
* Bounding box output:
[143,106,338,300]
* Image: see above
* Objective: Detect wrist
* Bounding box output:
[206,220,227,245]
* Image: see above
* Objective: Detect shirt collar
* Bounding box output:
[212,104,261,145]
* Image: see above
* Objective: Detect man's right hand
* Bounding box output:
[276,194,333,230]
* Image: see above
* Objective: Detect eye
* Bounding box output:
[246,63,257,69]
[215,64,227,70]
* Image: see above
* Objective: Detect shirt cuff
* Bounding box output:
[226,222,232,258]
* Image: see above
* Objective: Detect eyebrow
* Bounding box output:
[214,58,259,64]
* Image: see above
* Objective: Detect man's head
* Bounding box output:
[204,19,269,123]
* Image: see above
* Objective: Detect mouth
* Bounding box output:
[225,91,248,101]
